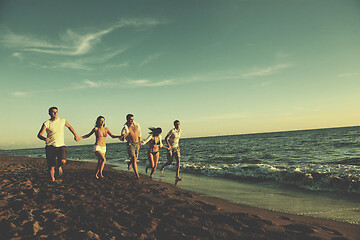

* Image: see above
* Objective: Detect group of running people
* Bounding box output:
[37,107,182,182]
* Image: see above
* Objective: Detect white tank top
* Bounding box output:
[44,118,66,147]
[166,128,181,148]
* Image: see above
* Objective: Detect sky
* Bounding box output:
[0,0,359,149]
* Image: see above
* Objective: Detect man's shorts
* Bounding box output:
[45,145,67,168]
[126,142,140,159]
[167,147,180,163]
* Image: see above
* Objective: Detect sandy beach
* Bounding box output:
[1,155,359,240]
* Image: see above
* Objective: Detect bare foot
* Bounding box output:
[175,177,182,181]
[128,162,132,170]
[58,167,63,176]
[145,166,150,173]
[95,174,99,179]
[160,167,164,174]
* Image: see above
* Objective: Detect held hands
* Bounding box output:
[120,134,128,141]
[74,136,81,142]
[45,138,51,143]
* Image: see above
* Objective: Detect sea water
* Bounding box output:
[2,126,360,224]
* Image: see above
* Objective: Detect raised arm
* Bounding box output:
[65,121,80,141]
[37,123,50,143]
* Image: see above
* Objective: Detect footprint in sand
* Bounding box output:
[279,216,295,222]
[320,226,343,236]
[194,201,218,211]
[283,223,316,234]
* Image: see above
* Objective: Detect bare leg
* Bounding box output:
[95,157,101,179]
[58,159,66,176]
[132,156,140,179]
[94,151,106,178]
[175,156,181,181]
[150,152,159,178]
[146,151,154,174]
[49,166,55,181]
[160,159,172,173]
[161,149,173,173]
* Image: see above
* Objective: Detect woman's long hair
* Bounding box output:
[95,116,105,128]
[149,127,162,136]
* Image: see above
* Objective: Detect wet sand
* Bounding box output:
[1,155,359,239]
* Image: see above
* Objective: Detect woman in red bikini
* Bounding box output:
[141,127,169,178]
[80,116,121,179]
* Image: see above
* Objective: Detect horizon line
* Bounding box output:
[1,124,359,151]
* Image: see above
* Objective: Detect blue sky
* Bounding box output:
[0,0,359,149]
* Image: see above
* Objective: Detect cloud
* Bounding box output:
[243,64,292,79]
[126,79,175,87]
[168,63,293,85]
[10,77,175,98]
[70,79,109,89]
[9,61,291,99]
[12,52,23,60]
[139,53,161,66]
[1,18,165,56]
[48,61,92,70]
[12,91,27,97]
[105,62,129,69]
[83,79,101,88]
[337,72,358,78]
[2,30,66,49]
[19,28,117,56]
[42,48,128,70]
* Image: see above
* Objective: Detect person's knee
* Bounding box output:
[61,159,66,165]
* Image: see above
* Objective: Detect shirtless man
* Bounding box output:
[37,107,80,181]
[120,114,141,179]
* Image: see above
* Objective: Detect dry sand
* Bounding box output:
[1,155,359,239]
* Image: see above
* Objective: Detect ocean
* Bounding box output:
[2,126,360,224]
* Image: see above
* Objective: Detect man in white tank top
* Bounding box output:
[37,107,80,181]
[160,120,182,181]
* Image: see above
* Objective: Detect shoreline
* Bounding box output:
[1,155,359,239]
